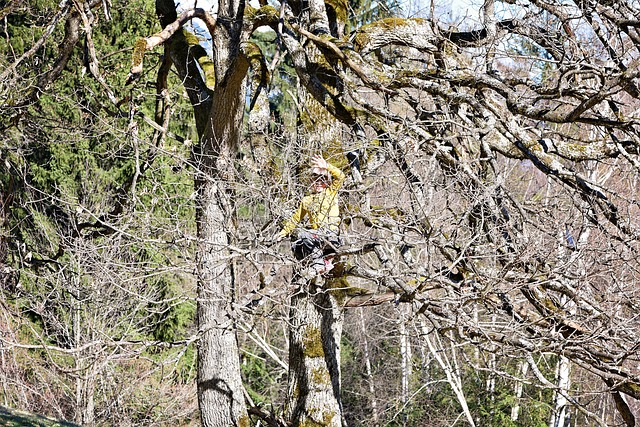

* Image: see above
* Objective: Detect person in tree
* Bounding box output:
[277,154,345,276]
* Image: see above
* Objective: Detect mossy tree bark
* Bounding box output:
[283,0,351,423]
[287,278,344,427]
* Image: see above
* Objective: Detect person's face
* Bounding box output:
[310,174,329,193]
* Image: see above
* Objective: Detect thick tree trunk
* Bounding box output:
[152,0,251,423]
[195,67,250,427]
[192,10,249,427]
[195,177,247,427]
[287,277,344,427]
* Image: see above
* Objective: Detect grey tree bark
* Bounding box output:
[152,1,251,425]
[287,278,344,427]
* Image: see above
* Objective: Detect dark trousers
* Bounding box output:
[291,229,341,263]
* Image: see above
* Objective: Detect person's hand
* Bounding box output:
[311,154,328,170]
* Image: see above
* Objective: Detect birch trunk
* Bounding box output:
[510,360,529,422]
[549,355,571,427]
[359,308,379,425]
[399,307,412,426]
[421,321,476,427]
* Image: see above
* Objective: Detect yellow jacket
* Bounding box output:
[279,163,345,238]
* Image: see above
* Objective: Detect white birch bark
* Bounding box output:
[510,360,529,422]
[399,308,412,426]
[421,321,476,427]
[359,308,379,426]
[549,355,571,427]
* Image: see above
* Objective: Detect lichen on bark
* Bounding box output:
[302,326,325,358]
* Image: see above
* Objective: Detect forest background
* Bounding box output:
[2,0,640,426]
